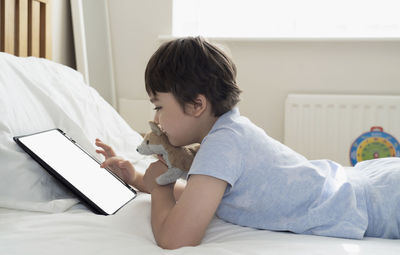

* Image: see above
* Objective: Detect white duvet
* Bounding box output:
[0,53,399,254]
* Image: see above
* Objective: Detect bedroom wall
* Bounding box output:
[107,0,172,133]
[107,0,400,142]
[224,40,400,142]
[52,0,75,68]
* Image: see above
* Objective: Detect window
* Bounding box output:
[172,0,400,38]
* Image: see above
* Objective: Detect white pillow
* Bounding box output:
[0,53,152,212]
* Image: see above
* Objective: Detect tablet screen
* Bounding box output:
[15,129,136,215]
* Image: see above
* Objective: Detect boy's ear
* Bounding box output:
[187,94,207,117]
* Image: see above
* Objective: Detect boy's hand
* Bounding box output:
[95,139,136,186]
[143,160,170,193]
[95,138,116,158]
[157,154,167,165]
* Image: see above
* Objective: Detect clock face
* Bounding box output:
[350,128,400,166]
[356,137,395,162]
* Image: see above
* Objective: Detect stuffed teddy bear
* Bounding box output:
[136,121,200,185]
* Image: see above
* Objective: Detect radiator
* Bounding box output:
[284,94,400,166]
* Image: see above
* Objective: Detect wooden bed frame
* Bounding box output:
[0,0,51,59]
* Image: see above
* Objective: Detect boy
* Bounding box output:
[96,37,400,249]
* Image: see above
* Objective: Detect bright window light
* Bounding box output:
[172,0,400,38]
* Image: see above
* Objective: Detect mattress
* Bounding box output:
[1,193,399,255]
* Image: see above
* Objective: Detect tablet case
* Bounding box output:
[13,129,137,215]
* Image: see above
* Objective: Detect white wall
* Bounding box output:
[52,0,117,108]
[52,0,75,68]
[107,0,172,133]
[107,0,400,141]
[74,0,117,108]
[225,40,400,141]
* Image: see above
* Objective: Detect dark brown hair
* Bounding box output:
[145,36,241,117]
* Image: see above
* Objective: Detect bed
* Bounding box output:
[1,1,399,254]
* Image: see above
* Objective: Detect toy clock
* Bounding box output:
[349,126,400,166]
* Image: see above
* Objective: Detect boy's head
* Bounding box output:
[145,36,241,117]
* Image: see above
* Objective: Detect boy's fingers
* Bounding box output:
[96,149,106,157]
[96,141,109,150]
[103,146,115,155]
[95,141,116,156]
[95,139,108,148]
[157,155,167,165]
[100,157,120,168]
[100,158,118,167]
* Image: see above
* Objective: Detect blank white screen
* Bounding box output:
[18,130,135,215]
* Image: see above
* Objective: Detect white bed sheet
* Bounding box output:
[1,194,398,255]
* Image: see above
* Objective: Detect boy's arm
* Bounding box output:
[131,171,147,192]
[132,171,186,201]
[172,181,186,201]
[150,174,227,249]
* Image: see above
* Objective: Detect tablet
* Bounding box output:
[14,129,137,215]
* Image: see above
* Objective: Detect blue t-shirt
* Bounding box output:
[188,107,369,239]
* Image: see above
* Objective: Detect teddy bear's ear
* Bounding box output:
[149,121,162,136]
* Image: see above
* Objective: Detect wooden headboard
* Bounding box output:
[0,0,52,59]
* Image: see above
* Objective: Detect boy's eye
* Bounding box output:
[153,106,162,111]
